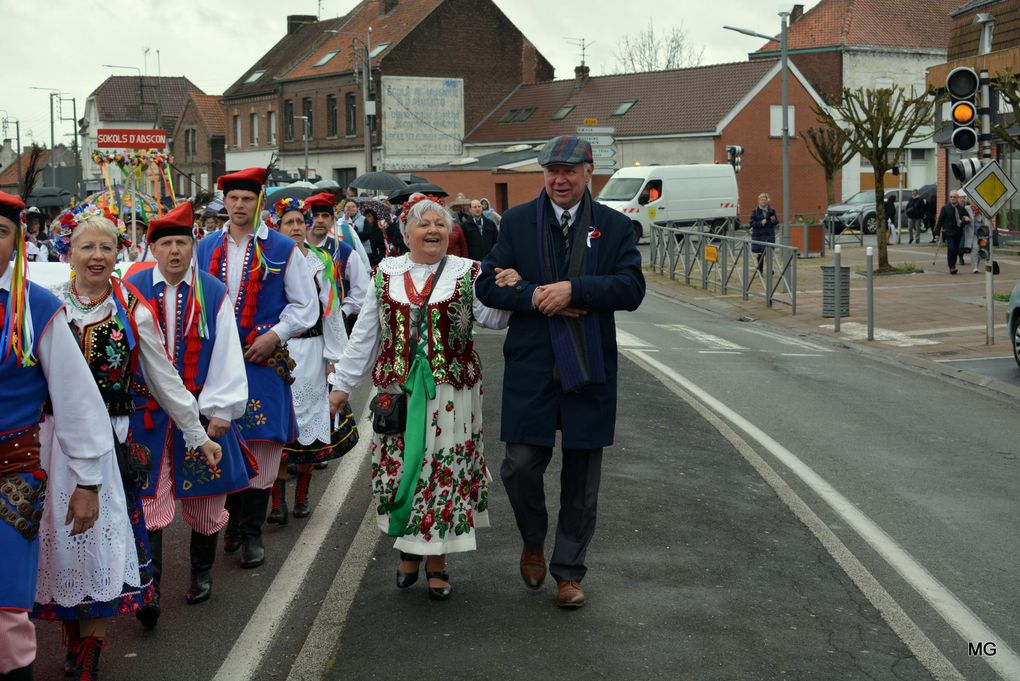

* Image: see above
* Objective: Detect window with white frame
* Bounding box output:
[769,105,795,137]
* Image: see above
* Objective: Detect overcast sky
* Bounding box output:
[0,0,820,149]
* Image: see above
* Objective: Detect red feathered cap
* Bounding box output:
[305,192,337,213]
[217,167,267,195]
[0,191,26,227]
[147,201,195,244]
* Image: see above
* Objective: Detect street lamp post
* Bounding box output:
[327,27,375,174]
[296,115,310,179]
[30,87,62,186]
[0,112,22,183]
[723,12,792,246]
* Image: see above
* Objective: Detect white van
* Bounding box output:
[596,164,739,242]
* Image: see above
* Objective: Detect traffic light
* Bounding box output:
[726,145,743,173]
[946,67,979,152]
[975,221,990,261]
[952,157,982,182]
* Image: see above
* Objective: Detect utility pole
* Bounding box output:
[1,113,22,183]
[60,95,79,195]
[363,27,374,174]
[30,87,62,186]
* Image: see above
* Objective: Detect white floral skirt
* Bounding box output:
[371,382,489,556]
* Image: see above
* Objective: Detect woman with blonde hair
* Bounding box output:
[33,205,221,679]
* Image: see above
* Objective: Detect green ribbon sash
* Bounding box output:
[384,318,436,536]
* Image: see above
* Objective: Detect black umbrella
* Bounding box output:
[267,186,315,201]
[387,182,448,204]
[350,171,407,192]
[28,186,72,209]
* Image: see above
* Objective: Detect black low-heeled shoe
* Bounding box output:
[426,571,452,601]
[396,552,422,589]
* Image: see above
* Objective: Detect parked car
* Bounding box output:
[824,184,935,234]
[1009,279,1020,369]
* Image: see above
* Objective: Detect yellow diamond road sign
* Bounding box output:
[961,160,1017,216]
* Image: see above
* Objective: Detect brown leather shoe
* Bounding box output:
[519,546,546,589]
[556,580,585,608]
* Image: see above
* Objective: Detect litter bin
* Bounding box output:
[821,265,850,317]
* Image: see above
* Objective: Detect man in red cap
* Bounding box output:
[305,193,370,334]
[127,201,253,624]
[196,169,317,569]
[0,192,114,679]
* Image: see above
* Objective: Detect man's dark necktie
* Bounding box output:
[560,210,572,262]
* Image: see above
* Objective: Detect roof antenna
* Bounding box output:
[565,37,595,67]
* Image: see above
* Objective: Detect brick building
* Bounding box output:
[750,0,959,198]
[81,76,204,188]
[223,0,553,184]
[170,93,227,197]
[440,60,831,222]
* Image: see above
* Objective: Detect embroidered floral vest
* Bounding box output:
[371,262,481,390]
[77,292,140,416]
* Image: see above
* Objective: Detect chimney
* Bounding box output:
[790,4,804,23]
[287,14,316,34]
[381,0,398,16]
[574,65,590,88]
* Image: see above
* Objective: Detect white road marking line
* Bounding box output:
[935,356,1013,363]
[286,502,379,681]
[657,323,746,350]
[738,326,832,352]
[781,353,824,357]
[627,349,1020,681]
[822,322,940,347]
[615,328,654,349]
[698,350,742,354]
[903,324,1008,336]
[212,403,372,681]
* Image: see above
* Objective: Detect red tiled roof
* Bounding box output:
[756,0,960,52]
[465,61,777,145]
[0,148,51,188]
[284,0,443,80]
[90,76,204,124]
[187,94,226,137]
[224,16,346,98]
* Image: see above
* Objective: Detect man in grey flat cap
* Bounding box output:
[476,135,645,609]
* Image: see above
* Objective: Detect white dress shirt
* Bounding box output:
[550,201,580,227]
[2,267,113,486]
[152,264,249,423]
[220,222,318,343]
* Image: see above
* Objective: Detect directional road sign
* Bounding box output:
[576,126,615,135]
[591,147,616,159]
[593,158,617,169]
[962,160,1017,216]
[577,135,615,147]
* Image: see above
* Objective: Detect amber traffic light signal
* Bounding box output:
[946,67,979,152]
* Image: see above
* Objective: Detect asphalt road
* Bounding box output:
[30,292,1018,681]
[942,356,1020,385]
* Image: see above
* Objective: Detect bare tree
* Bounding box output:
[615,20,704,73]
[813,86,936,269]
[800,123,855,207]
[991,69,1020,152]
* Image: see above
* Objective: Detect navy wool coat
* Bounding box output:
[476,195,645,449]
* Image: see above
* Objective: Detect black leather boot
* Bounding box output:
[240,488,270,569]
[137,529,162,630]
[74,636,105,681]
[61,620,80,676]
[186,530,218,605]
[266,478,288,525]
[293,471,312,518]
[223,492,242,553]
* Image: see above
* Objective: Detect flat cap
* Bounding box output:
[538,135,593,167]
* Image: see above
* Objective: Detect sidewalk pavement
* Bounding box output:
[645,236,1020,397]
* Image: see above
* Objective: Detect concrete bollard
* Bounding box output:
[866,246,874,341]
[833,245,841,333]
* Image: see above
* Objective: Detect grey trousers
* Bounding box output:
[500,443,603,583]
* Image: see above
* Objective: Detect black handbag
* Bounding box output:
[113,427,152,492]
[368,257,446,435]
[369,392,407,435]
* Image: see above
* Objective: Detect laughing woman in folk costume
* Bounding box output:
[330,194,510,601]
[32,204,221,681]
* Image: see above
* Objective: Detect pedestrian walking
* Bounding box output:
[330,194,510,601]
[885,193,900,244]
[306,193,371,336]
[905,189,926,244]
[196,167,318,570]
[34,204,221,678]
[0,191,112,681]
[749,192,778,272]
[480,197,501,226]
[464,199,499,261]
[935,190,970,274]
[126,202,252,627]
[476,135,646,609]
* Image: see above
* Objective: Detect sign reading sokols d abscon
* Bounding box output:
[96,128,167,149]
